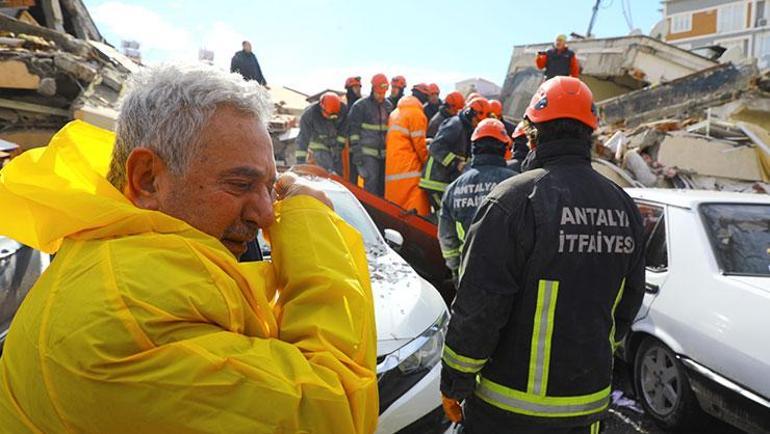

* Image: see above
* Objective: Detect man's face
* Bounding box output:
[351,85,361,97]
[429,94,439,104]
[390,87,400,97]
[555,38,566,50]
[243,42,252,53]
[155,106,276,257]
[373,91,386,103]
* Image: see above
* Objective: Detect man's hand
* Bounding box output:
[275,172,334,210]
[456,159,467,173]
[441,394,463,423]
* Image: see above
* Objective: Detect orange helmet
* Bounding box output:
[391,75,406,89]
[512,121,527,139]
[319,92,342,119]
[371,73,389,94]
[466,92,482,101]
[471,118,512,145]
[345,76,361,88]
[489,99,503,119]
[428,83,440,95]
[525,76,598,130]
[464,97,490,123]
[444,91,465,112]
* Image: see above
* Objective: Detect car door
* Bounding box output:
[633,201,670,320]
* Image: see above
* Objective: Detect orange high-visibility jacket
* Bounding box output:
[384,96,430,215]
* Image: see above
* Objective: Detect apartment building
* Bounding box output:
[664,0,770,67]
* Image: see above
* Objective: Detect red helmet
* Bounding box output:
[489,99,503,119]
[412,82,431,95]
[428,83,440,95]
[391,75,406,89]
[345,76,361,88]
[319,92,342,118]
[371,73,389,94]
[471,118,512,145]
[464,97,490,123]
[466,92,482,101]
[525,76,598,130]
[512,121,526,139]
[444,91,465,112]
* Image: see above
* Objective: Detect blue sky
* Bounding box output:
[85,0,663,95]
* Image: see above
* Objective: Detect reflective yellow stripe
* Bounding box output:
[350,134,360,141]
[442,345,487,374]
[610,278,626,353]
[361,122,387,131]
[385,171,422,182]
[528,280,559,396]
[336,136,346,144]
[455,221,466,243]
[441,247,460,259]
[591,421,601,434]
[419,178,449,192]
[308,142,330,152]
[389,124,410,135]
[295,150,308,157]
[361,147,383,158]
[442,152,458,166]
[475,376,611,418]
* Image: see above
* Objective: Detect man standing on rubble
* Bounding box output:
[439,77,645,433]
[296,92,347,174]
[420,97,490,212]
[427,91,465,139]
[438,118,517,287]
[348,73,393,195]
[230,40,267,85]
[536,34,580,80]
[0,63,377,434]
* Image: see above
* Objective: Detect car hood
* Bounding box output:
[367,246,447,356]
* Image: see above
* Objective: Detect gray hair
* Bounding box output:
[108,63,273,190]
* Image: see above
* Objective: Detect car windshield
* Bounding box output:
[700,204,770,277]
[326,190,383,248]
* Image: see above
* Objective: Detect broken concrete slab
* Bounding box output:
[598,63,759,128]
[657,132,764,182]
[73,104,117,131]
[0,59,40,89]
[0,129,57,150]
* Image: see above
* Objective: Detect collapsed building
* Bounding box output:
[501,35,770,194]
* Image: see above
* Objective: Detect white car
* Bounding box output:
[622,189,770,433]
[257,175,451,434]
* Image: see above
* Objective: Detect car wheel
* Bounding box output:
[633,337,703,432]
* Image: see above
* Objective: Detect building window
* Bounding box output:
[717,2,747,33]
[757,32,770,68]
[716,37,749,56]
[670,13,692,33]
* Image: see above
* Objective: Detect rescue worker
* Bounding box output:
[438,118,517,286]
[489,99,516,136]
[440,77,645,434]
[388,75,407,107]
[230,40,267,85]
[419,97,490,212]
[295,92,347,174]
[428,91,465,139]
[423,83,441,121]
[412,82,431,105]
[0,63,378,433]
[344,76,363,183]
[508,120,531,172]
[348,73,393,195]
[384,95,430,215]
[536,34,580,80]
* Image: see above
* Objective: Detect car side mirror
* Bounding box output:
[383,229,404,251]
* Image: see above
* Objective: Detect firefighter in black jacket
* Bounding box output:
[419,97,490,212]
[295,92,346,174]
[347,73,393,195]
[440,77,646,434]
[438,118,517,286]
[427,91,465,139]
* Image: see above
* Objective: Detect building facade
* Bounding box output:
[664,0,770,67]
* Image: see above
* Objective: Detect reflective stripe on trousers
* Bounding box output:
[361,122,387,131]
[361,147,384,158]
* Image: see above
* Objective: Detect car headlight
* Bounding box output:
[377,311,449,414]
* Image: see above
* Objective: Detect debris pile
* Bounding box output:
[0,4,137,150]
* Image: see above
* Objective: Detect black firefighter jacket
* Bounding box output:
[440,138,646,432]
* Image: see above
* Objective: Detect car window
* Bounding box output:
[636,202,668,272]
[700,204,770,276]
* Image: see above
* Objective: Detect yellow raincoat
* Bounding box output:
[0,121,378,433]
